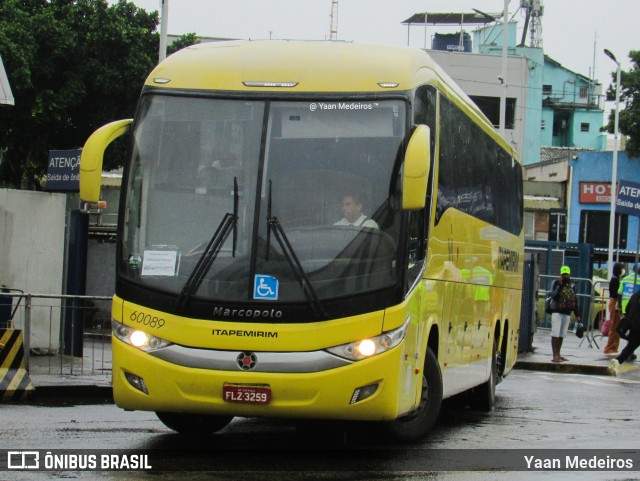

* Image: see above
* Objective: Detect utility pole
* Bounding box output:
[604,48,621,277]
[329,0,339,40]
[499,0,508,137]
[159,0,169,62]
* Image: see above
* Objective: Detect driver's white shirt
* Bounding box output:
[334,214,379,229]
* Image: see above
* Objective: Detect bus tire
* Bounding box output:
[385,347,442,443]
[156,412,233,435]
[470,336,497,412]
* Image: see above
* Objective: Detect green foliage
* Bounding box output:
[167,33,199,56]
[0,0,159,188]
[603,50,640,158]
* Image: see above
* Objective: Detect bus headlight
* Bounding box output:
[326,318,410,361]
[112,320,172,352]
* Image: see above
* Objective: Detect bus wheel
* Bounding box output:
[470,337,497,411]
[385,347,442,443]
[156,412,233,435]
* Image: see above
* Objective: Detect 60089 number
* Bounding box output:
[129,311,165,328]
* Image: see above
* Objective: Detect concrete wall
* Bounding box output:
[0,188,66,349]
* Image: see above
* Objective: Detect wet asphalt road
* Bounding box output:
[1,369,639,480]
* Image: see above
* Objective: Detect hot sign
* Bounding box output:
[579,182,611,204]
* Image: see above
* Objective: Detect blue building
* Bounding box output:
[540,57,605,151]
[568,151,640,263]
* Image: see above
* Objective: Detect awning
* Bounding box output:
[524,195,562,211]
[0,54,14,106]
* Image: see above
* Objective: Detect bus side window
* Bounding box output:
[413,85,437,159]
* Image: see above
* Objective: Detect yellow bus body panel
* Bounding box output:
[116,297,385,352]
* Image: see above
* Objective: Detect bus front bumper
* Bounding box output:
[112,337,412,422]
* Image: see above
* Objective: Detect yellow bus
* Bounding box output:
[80,41,523,442]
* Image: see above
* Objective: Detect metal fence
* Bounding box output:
[0,291,112,377]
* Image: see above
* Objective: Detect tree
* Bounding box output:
[0,0,159,188]
[603,50,640,158]
[167,33,199,56]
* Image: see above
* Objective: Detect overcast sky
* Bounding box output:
[129,0,637,94]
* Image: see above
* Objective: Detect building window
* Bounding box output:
[541,120,546,130]
[579,86,588,98]
[469,96,516,130]
[580,122,590,132]
[543,84,552,96]
[579,210,628,248]
[524,211,535,240]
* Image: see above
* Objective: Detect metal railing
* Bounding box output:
[0,291,112,377]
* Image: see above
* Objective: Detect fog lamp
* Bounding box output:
[124,372,149,394]
[350,383,379,404]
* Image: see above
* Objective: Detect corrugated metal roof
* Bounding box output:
[537,146,596,165]
[402,12,500,25]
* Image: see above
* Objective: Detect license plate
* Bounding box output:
[223,384,271,405]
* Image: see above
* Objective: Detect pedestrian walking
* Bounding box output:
[603,263,625,354]
[609,290,640,376]
[548,266,581,362]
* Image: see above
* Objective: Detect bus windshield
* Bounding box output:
[121,94,406,308]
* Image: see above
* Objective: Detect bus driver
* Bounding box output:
[334,193,378,229]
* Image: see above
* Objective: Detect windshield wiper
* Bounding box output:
[176,178,239,311]
[266,181,327,318]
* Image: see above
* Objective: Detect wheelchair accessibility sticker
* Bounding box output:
[253,275,279,301]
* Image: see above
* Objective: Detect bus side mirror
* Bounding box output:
[402,124,431,210]
[80,119,133,205]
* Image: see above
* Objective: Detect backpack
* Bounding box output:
[556,283,577,311]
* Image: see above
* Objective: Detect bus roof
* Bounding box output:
[150,40,446,95]
[146,40,518,160]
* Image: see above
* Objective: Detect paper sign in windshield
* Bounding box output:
[141,250,178,276]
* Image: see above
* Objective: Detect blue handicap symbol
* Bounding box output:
[253,275,279,300]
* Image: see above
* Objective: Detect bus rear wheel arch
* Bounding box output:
[156,411,233,435]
